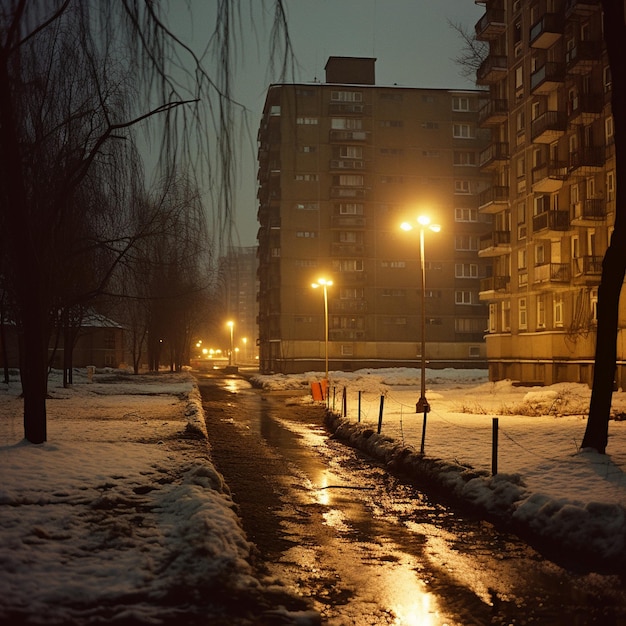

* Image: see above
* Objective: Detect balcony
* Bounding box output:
[532,210,570,234]
[565,0,601,18]
[478,98,508,126]
[330,215,366,228]
[530,13,564,49]
[569,146,605,173]
[478,230,511,257]
[531,62,565,95]
[329,159,366,170]
[330,187,368,199]
[478,185,509,214]
[531,111,567,143]
[328,102,367,115]
[571,198,607,225]
[567,93,604,124]
[573,255,603,280]
[329,130,370,142]
[477,55,507,85]
[479,141,509,170]
[534,262,570,285]
[531,161,568,192]
[566,40,602,75]
[479,275,510,294]
[475,8,506,40]
[331,243,366,256]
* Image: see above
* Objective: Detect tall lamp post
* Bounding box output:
[311,278,333,381]
[401,216,441,453]
[226,320,234,366]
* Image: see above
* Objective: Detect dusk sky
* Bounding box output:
[173,1,485,246]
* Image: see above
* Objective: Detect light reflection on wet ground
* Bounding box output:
[198,374,626,625]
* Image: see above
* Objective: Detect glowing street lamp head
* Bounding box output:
[417,215,431,226]
[400,222,413,232]
[311,277,333,289]
[226,320,234,328]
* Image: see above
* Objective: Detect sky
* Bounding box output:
[3,366,626,622]
[171,1,485,247]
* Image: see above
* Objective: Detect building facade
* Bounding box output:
[475,0,620,386]
[217,246,259,364]
[256,57,491,374]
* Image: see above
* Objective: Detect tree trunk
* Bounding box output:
[581,0,626,453]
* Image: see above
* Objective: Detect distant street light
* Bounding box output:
[311,278,333,381]
[401,216,441,453]
[226,320,234,366]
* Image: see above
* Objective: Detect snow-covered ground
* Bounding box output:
[252,367,626,569]
[2,365,626,624]
[0,368,317,625]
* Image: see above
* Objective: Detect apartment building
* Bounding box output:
[475,0,615,385]
[217,246,259,363]
[256,57,491,374]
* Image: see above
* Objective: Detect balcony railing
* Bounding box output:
[571,198,606,222]
[534,262,570,284]
[573,255,603,276]
[477,55,507,85]
[531,62,565,95]
[565,0,601,18]
[480,275,510,292]
[530,13,564,49]
[531,110,567,143]
[532,210,570,233]
[478,98,508,126]
[478,185,509,213]
[569,146,605,172]
[475,8,506,40]
[479,141,509,169]
[566,40,602,74]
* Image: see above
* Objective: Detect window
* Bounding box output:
[554,295,564,327]
[334,259,364,272]
[381,288,405,296]
[380,147,404,156]
[604,65,612,93]
[294,316,313,323]
[335,174,364,186]
[338,145,363,159]
[331,90,362,102]
[518,248,527,270]
[331,117,362,130]
[453,123,473,138]
[489,303,497,333]
[383,317,407,325]
[591,288,598,321]
[455,235,479,251]
[519,297,527,329]
[296,88,314,97]
[422,150,440,157]
[455,180,471,194]
[340,287,363,299]
[296,117,318,125]
[338,203,364,215]
[455,208,478,222]
[452,96,470,111]
[502,301,511,332]
[537,296,546,329]
[379,120,403,127]
[455,263,478,278]
[607,171,616,202]
[380,260,406,268]
[515,65,523,90]
[454,151,477,166]
[271,247,280,257]
[606,116,614,143]
[535,243,545,265]
[295,202,319,210]
[294,173,318,181]
[455,318,484,333]
[296,231,316,238]
[422,121,439,130]
[300,145,317,153]
[455,290,474,304]
[341,344,354,356]
[339,231,360,243]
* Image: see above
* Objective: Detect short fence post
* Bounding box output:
[358,390,362,422]
[492,417,499,476]
[377,395,385,434]
[342,386,347,417]
[332,386,336,411]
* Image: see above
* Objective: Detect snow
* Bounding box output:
[252,367,626,568]
[2,366,626,623]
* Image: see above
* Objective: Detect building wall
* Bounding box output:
[257,58,491,374]
[475,0,615,386]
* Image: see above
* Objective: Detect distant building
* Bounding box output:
[256,56,492,374]
[217,246,259,363]
[475,0,615,386]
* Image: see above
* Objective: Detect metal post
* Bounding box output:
[377,395,385,434]
[492,417,499,475]
[323,283,329,381]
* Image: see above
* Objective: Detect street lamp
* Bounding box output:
[226,320,234,366]
[401,216,441,452]
[311,277,333,381]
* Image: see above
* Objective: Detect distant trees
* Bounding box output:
[0,1,292,444]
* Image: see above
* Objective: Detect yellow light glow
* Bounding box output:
[312,277,333,288]
[400,222,413,232]
[226,320,234,328]
[417,215,431,226]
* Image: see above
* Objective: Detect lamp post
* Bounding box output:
[311,278,333,381]
[226,320,234,366]
[401,216,441,453]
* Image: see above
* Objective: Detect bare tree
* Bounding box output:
[0,1,293,443]
[581,0,626,453]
